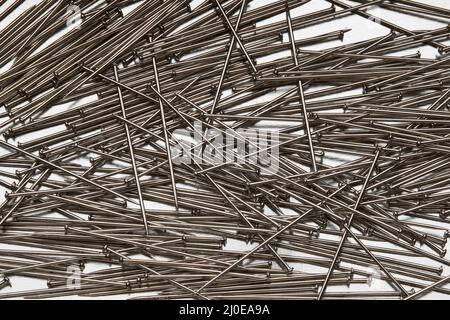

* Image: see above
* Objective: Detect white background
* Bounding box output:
[1,0,450,299]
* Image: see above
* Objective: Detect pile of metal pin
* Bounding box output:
[0,0,450,300]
